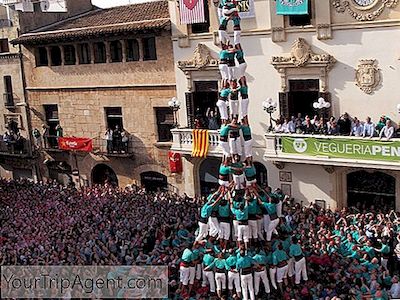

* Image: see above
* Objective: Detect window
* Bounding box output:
[191,0,210,33]
[155,107,173,142]
[126,39,139,61]
[110,40,122,62]
[43,104,60,148]
[289,1,312,26]
[105,107,123,130]
[3,76,13,106]
[36,47,48,66]
[142,37,157,61]
[94,42,106,63]
[64,45,76,65]
[0,39,9,53]
[50,46,62,66]
[78,43,90,64]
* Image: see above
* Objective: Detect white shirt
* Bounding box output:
[363,122,375,137]
[390,282,400,298]
[288,121,296,133]
[351,124,364,137]
[281,122,290,133]
[379,125,394,139]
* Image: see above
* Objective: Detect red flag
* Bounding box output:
[58,137,93,152]
[179,0,205,25]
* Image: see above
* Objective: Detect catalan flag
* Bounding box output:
[192,129,209,158]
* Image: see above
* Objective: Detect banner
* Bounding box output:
[192,129,209,158]
[276,0,308,15]
[41,0,67,13]
[179,0,205,25]
[58,137,93,152]
[237,0,255,19]
[282,136,400,163]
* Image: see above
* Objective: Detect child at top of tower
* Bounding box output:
[217,0,241,48]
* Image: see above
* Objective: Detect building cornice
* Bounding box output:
[26,83,176,92]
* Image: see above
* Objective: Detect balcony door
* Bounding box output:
[199,158,220,195]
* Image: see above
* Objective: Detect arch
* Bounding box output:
[140,171,167,192]
[199,157,220,195]
[50,46,62,66]
[110,40,123,62]
[92,163,118,186]
[254,161,268,187]
[94,42,106,63]
[126,39,139,61]
[347,170,395,211]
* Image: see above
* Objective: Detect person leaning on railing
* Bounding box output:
[379,119,394,140]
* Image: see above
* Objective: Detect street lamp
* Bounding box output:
[313,97,331,117]
[168,97,181,128]
[262,98,277,132]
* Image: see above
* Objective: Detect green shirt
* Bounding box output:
[273,249,289,265]
[220,88,231,98]
[219,164,231,176]
[182,248,193,263]
[252,253,267,266]
[208,258,228,270]
[236,255,254,270]
[200,202,214,219]
[218,202,230,218]
[289,244,303,257]
[220,124,230,137]
[226,255,237,270]
[231,206,248,221]
[244,166,256,178]
[380,244,390,254]
[247,199,258,215]
[241,125,251,137]
[263,202,277,215]
[203,253,215,267]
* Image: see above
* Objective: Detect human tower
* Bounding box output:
[179,1,308,300]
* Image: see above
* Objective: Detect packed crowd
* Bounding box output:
[273,113,399,140]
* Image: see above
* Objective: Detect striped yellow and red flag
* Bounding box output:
[191,129,209,157]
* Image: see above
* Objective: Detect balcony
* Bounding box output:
[3,93,14,108]
[0,137,31,157]
[265,133,400,170]
[171,128,222,157]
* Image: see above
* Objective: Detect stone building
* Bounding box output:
[12,0,182,190]
[169,0,400,209]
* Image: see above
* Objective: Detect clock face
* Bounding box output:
[352,0,376,7]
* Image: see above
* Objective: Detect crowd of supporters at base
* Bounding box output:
[1,179,400,299]
[273,113,399,140]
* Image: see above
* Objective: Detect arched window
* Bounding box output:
[50,46,62,66]
[78,43,90,64]
[36,47,48,66]
[63,45,76,65]
[94,42,106,63]
[126,39,139,61]
[110,40,122,63]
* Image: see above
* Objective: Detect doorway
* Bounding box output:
[188,81,219,128]
[92,164,118,186]
[254,162,268,187]
[140,171,168,192]
[347,170,395,212]
[288,79,319,118]
[199,158,220,195]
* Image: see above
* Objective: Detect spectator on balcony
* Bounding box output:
[280,118,291,133]
[105,128,113,154]
[351,118,363,137]
[315,117,327,135]
[288,116,296,133]
[379,120,394,140]
[295,113,303,125]
[42,124,50,149]
[14,133,25,154]
[32,128,42,150]
[56,125,63,138]
[363,117,375,138]
[113,125,122,153]
[121,130,129,153]
[3,131,13,153]
[337,113,352,135]
[310,115,319,126]
[206,108,220,130]
[327,121,340,135]
[7,119,19,135]
[274,120,284,133]
[303,118,316,134]
[327,116,335,131]
[376,116,389,133]
[295,119,303,134]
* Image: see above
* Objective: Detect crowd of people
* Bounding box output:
[273,113,399,140]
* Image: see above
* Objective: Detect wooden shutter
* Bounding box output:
[185,92,195,128]
[279,92,289,118]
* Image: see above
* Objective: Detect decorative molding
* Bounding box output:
[273,161,285,170]
[355,59,381,94]
[316,24,332,40]
[272,27,286,42]
[323,166,335,174]
[332,0,398,21]
[271,38,336,92]
[177,43,219,71]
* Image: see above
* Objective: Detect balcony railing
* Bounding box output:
[265,133,400,170]
[171,128,222,157]
[0,136,31,156]
[3,93,14,108]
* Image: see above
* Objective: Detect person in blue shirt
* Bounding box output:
[236,247,257,300]
[289,236,308,285]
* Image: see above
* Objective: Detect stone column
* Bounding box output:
[105,41,111,63]
[59,45,65,66]
[74,44,79,65]
[89,43,95,64]
[121,40,127,62]
[137,38,144,61]
[45,46,52,66]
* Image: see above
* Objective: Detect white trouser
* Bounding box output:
[218,29,230,45]
[246,179,257,187]
[228,271,241,292]
[244,139,253,158]
[215,272,226,291]
[263,215,270,237]
[248,220,258,239]
[196,263,202,280]
[229,137,242,156]
[230,99,239,116]
[218,179,230,187]
[295,257,308,284]
[237,224,250,243]
[209,217,220,238]
[180,266,190,285]
[217,100,228,120]
[219,221,231,240]
[234,30,241,46]
[202,270,216,292]
[217,7,223,19]
[196,221,209,241]
[233,173,245,190]
[254,270,271,295]
[266,218,279,241]
[189,266,196,284]
[257,218,264,240]
[381,257,388,270]
[233,220,239,241]
[235,62,247,78]
[276,265,288,283]
[277,201,283,218]
[269,267,277,289]
[240,97,249,120]
[219,64,230,80]
[228,66,235,81]
[241,273,255,300]
[287,258,295,277]
[220,140,230,157]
